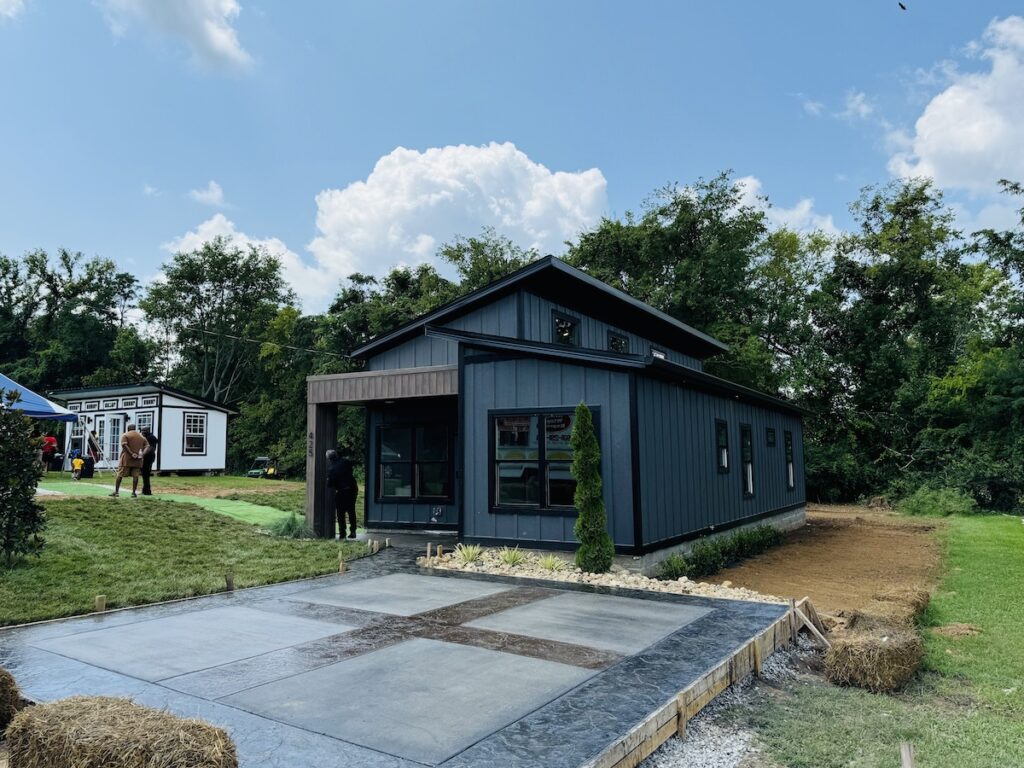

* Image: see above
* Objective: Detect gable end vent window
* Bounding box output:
[784,430,795,490]
[378,425,451,501]
[608,331,629,354]
[715,420,729,473]
[766,427,777,447]
[651,347,667,360]
[551,311,579,347]
[183,412,207,455]
[740,424,754,497]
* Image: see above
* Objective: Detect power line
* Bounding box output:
[180,325,349,359]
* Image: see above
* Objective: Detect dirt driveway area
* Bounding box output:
[709,504,943,616]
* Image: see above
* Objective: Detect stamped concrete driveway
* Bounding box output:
[0,550,785,767]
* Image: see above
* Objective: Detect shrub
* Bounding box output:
[498,546,527,566]
[6,695,238,768]
[572,403,615,573]
[1,666,21,731]
[685,538,727,578]
[657,553,690,580]
[267,512,316,538]
[900,486,979,517]
[454,542,483,564]
[0,389,46,566]
[537,553,566,571]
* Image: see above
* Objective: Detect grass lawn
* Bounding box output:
[39,472,306,496]
[0,497,368,626]
[223,487,367,529]
[727,513,1024,767]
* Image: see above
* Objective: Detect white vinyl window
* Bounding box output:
[84,401,99,411]
[183,412,207,455]
[122,397,138,408]
[136,411,154,432]
[69,402,81,412]
[102,399,118,409]
[108,418,122,461]
[141,396,158,407]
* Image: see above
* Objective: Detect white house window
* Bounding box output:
[69,402,81,412]
[122,397,138,408]
[136,411,154,432]
[183,412,207,455]
[141,396,158,407]
[102,399,117,409]
[71,418,84,437]
[108,418,122,461]
[84,401,99,411]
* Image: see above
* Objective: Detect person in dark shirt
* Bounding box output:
[140,426,159,496]
[326,448,358,539]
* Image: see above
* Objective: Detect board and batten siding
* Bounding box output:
[461,355,635,548]
[519,292,703,370]
[634,375,805,547]
[365,294,519,371]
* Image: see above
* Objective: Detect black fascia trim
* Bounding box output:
[50,381,236,414]
[456,343,466,536]
[628,372,643,550]
[647,357,810,417]
[349,255,729,360]
[635,501,806,555]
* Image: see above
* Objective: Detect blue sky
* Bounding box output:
[2,1,1023,310]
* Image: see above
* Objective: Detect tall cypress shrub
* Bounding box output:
[571,402,614,572]
[0,390,46,566]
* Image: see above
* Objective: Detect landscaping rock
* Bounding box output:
[6,696,238,768]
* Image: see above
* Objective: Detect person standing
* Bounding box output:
[326,448,358,539]
[109,423,148,498]
[140,425,159,496]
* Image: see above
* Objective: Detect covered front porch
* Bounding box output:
[305,365,460,538]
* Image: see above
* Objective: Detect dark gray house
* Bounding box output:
[305,256,806,556]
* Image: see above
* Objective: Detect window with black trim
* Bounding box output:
[493,411,579,509]
[608,331,629,354]
[715,420,729,472]
[136,411,154,433]
[784,430,795,490]
[551,311,579,346]
[183,412,207,455]
[740,424,754,497]
[141,396,158,407]
[122,397,138,408]
[766,427,776,447]
[378,425,451,500]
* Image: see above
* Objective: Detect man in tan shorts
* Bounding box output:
[110,423,149,498]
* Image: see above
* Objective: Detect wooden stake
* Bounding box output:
[225,572,234,591]
[437,544,444,558]
[385,537,391,548]
[339,555,347,573]
[794,607,831,648]
[788,598,798,645]
[94,595,107,613]
[900,742,916,768]
[426,543,433,559]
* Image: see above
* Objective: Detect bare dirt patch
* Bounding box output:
[707,504,942,616]
[933,623,981,638]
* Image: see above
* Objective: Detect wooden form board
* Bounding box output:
[582,601,811,768]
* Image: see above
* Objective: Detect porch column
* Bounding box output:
[305,401,338,538]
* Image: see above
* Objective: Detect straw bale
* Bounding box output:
[0,668,20,732]
[825,626,923,693]
[872,587,931,616]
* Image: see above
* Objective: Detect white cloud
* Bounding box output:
[166,143,607,311]
[888,16,1024,193]
[799,96,825,117]
[188,180,226,207]
[142,183,160,197]
[163,213,330,307]
[307,141,607,282]
[0,0,25,20]
[736,175,839,235]
[839,90,874,120]
[99,0,251,70]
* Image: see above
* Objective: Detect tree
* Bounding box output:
[571,402,614,573]
[141,237,293,405]
[439,227,539,291]
[0,390,46,566]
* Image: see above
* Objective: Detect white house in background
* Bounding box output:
[50,383,234,474]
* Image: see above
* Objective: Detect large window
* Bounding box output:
[551,311,579,347]
[784,430,795,490]
[136,411,154,433]
[378,425,451,500]
[715,420,729,473]
[183,412,207,455]
[493,410,580,510]
[740,424,754,497]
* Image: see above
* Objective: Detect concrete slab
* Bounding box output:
[286,573,513,616]
[33,605,353,682]
[465,591,713,654]
[222,637,593,765]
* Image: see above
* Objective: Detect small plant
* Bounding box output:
[900,486,979,517]
[498,546,527,566]
[454,542,484,564]
[0,390,46,566]
[267,512,316,539]
[571,403,615,573]
[537,553,566,571]
[685,538,727,578]
[657,553,690,580]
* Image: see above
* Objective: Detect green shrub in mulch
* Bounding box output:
[657,524,784,580]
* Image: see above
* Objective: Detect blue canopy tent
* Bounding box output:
[0,373,78,422]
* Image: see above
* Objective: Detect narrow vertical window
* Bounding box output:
[766,427,776,447]
[551,311,579,346]
[740,424,754,497]
[784,430,795,490]
[715,420,729,473]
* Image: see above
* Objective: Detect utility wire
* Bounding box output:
[180,325,350,359]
